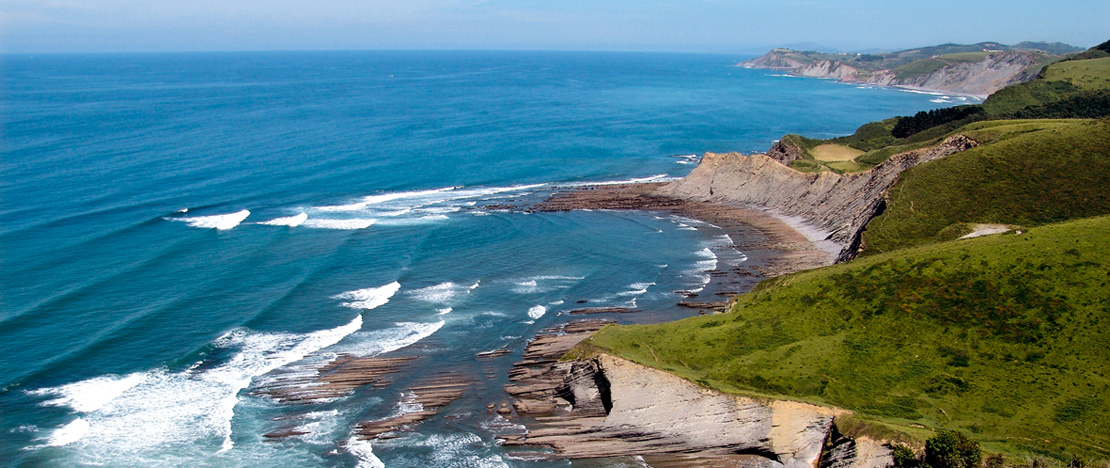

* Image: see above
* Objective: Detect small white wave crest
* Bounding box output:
[171,209,250,230]
[527,305,546,320]
[258,212,307,227]
[334,282,401,310]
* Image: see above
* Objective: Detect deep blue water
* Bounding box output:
[0,50,963,467]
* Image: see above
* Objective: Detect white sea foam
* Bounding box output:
[31,373,146,413]
[302,218,377,230]
[388,432,510,468]
[316,187,458,212]
[339,321,444,357]
[347,436,386,468]
[549,300,564,306]
[315,184,545,215]
[258,212,308,227]
[527,305,546,320]
[45,418,90,447]
[334,282,401,310]
[617,282,655,297]
[32,315,363,453]
[513,280,538,294]
[436,307,453,315]
[375,214,450,226]
[408,281,477,304]
[511,275,583,294]
[171,209,251,230]
[897,88,946,96]
[560,174,676,187]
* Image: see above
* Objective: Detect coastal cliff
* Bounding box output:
[742,42,1082,95]
[503,325,893,468]
[656,134,978,261]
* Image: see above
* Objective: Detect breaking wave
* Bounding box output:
[334,282,402,310]
[169,209,251,230]
[30,315,363,457]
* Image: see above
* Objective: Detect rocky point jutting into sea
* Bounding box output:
[499,132,985,466]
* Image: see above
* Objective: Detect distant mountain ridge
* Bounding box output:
[743,41,1085,96]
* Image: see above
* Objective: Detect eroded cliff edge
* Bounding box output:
[502,326,892,468]
[657,134,978,261]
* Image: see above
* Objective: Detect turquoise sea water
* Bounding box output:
[0,51,964,467]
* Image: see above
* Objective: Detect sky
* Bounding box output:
[2,0,1107,54]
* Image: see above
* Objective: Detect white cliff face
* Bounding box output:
[513,354,891,468]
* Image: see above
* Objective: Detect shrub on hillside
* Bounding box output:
[891,444,920,468]
[925,430,982,468]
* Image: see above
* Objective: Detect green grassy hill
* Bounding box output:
[587,215,1110,461]
[861,119,1110,254]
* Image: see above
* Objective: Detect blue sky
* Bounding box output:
[2,0,1107,53]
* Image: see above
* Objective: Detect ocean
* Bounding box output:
[0,50,963,467]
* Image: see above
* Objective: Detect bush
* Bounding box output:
[892,444,920,468]
[925,430,982,468]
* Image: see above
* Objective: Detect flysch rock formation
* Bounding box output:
[657,134,979,261]
[502,331,893,468]
[745,49,1044,96]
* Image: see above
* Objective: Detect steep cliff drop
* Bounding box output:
[502,329,893,468]
[657,134,978,261]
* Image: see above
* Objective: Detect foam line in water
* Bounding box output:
[339,320,445,356]
[407,282,477,305]
[527,305,546,320]
[31,314,363,455]
[258,212,307,227]
[315,187,457,212]
[559,174,675,187]
[170,209,250,230]
[334,281,401,310]
[302,218,376,230]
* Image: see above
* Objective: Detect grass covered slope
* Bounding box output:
[862,119,1110,254]
[588,216,1110,459]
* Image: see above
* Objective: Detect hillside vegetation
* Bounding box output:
[862,119,1110,254]
[588,216,1110,461]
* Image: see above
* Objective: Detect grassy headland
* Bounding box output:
[588,216,1110,460]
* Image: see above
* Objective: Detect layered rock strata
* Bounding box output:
[503,334,892,468]
[657,134,979,261]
